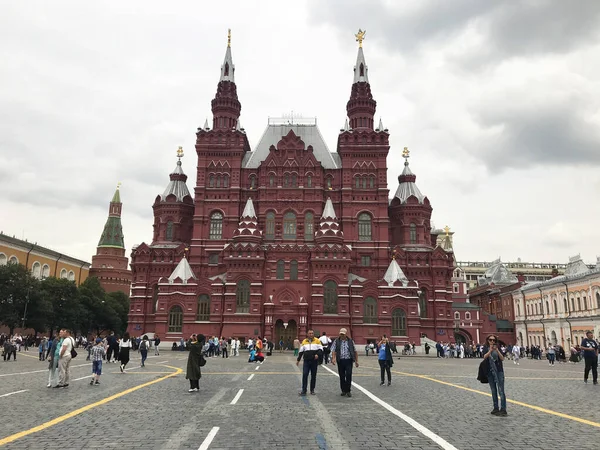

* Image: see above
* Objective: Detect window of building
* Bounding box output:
[358,213,372,241]
[545,301,549,314]
[42,264,50,279]
[216,175,221,188]
[304,212,314,241]
[419,291,427,318]
[223,175,229,187]
[307,175,312,188]
[276,260,285,279]
[265,212,275,239]
[0,253,6,266]
[68,270,75,281]
[292,174,297,187]
[8,255,18,265]
[152,285,158,313]
[284,173,290,187]
[290,260,298,281]
[197,294,210,321]
[209,175,215,187]
[60,269,68,279]
[361,255,371,267]
[269,173,275,187]
[236,279,250,313]
[454,311,460,320]
[249,175,256,189]
[362,177,367,189]
[571,298,575,311]
[583,296,587,310]
[453,283,459,293]
[391,309,407,336]
[208,254,219,265]
[32,262,41,279]
[168,306,183,332]
[597,292,600,309]
[563,298,568,312]
[355,177,360,188]
[323,280,338,314]
[363,297,377,323]
[326,177,332,189]
[409,223,417,244]
[465,312,471,320]
[209,212,223,239]
[369,176,375,188]
[166,221,173,241]
[283,212,296,240]
[553,299,557,313]
[577,298,581,311]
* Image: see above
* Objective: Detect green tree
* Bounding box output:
[41,277,80,335]
[0,263,38,334]
[106,290,129,334]
[25,289,53,334]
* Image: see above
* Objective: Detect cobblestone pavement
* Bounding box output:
[0,349,598,449]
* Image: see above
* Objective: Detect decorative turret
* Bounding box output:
[383,257,409,287]
[232,198,262,244]
[394,147,426,204]
[315,198,344,243]
[90,183,132,294]
[211,29,241,130]
[152,147,194,244]
[168,254,197,284]
[346,29,377,131]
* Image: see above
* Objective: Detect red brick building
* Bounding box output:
[127,35,461,344]
[89,186,132,295]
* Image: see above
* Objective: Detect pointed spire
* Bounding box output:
[236,119,242,131]
[241,197,256,219]
[347,29,376,130]
[321,197,337,220]
[233,198,261,243]
[383,258,409,286]
[168,255,197,284]
[204,118,209,130]
[161,147,191,202]
[98,186,125,248]
[315,198,343,243]
[220,29,235,83]
[353,46,369,84]
[112,182,121,203]
[377,117,384,131]
[344,118,349,131]
[394,147,426,204]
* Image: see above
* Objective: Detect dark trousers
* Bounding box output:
[584,357,598,382]
[379,359,391,383]
[189,379,199,389]
[337,359,353,393]
[301,360,318,393]
[106,346,114,361]
[222,349,228,358]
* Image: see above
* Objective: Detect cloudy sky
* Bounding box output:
[1,1,599,265]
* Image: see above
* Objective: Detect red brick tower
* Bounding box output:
[90,185,132,294]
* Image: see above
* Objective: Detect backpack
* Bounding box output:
[477,358,489,384]
[140,341,148,351]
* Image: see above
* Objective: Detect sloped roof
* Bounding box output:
[393,163,426,204]
[168,257,197,284]
[383,259,409,286]
[478,259,518,286]
[161,161,191,202]
[243,124,337,169]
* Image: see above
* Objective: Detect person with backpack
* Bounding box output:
[139,335,150,367]
[118,332,132,373]
[483,334,507,416]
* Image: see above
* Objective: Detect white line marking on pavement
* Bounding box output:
[255,365,260,371]
[0,390,28,398]
[230,388,244,405]
[0,363,89,378]
[153,361,168,365]
[322,365,459,450]
[247,374,254,381]
[72,375,91,381]
[198,426,219,450]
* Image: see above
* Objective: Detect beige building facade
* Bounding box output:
[512,255,600,349]
[0,232,90,285]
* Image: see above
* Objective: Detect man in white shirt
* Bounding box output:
[57,329,75,388]
[512,345,521,365]
[319,332,332,364]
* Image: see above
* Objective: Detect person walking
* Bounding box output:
[296,329,323,396]
[89,338,106,385]
[483,334,507,416]
[581,330,598,384]
[186,334,203,392]
[56,329,75,388]
[377,336,393,386]
[221,338,229,358]
[293,337,300,357]
[47,331,63,388]
[154,334,161,356]
[139,335,149,367]
[118,332,132,373]
[319,332,332,364]
[330,328,359,397]
[547,344,556,366]
[512,344,520,365]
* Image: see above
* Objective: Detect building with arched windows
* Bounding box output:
[127,32,464,344]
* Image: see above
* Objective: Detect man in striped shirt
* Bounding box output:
[296,329,323,396]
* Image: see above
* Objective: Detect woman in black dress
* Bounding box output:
[118,332,132,373]
[186,334,203,392]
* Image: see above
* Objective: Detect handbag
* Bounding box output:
[69,338,77,358]
[477,358,489,383]
[199,354,207,367]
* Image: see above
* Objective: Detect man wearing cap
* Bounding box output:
[331,328,359,397]
[296,329,323,396]
[581,330,598,385]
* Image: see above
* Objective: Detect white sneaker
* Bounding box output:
[189,388,195,392]
[47,383,52,388]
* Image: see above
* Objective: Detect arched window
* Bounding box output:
[284,173,290,187]
[391,309,407,336]
[563,298,568,312]
[369,176,375,188]
[290,260,298,281]
[249,175,256,189]
[304,212,314,241]
[42,264,50,279]
[292,174,297,187]
[409,223,417,244]
[236,279,250,313]
[323,280,338,314]
[596,292,600,309]
[571,298,575,311]
[307,175,312,188]
[152,285,158,313]
[197,294,210,321]
[166,221,173,241]
[224,62,230,77]
[465,312,471,320]
[8,256,18,265]
[60,269,68,279]
[209,175,215,187]
[358,213,372,241]
[32,262,41,279]
[223,175,229,187]
[0,253,6,266]
[359,63,365,77]
[553,299,557,314]
[326,177,332,189]
[419,291,427,318]
[269,173,275,187]
[283,212,296,240]
[545,301,549,314]
[68,271,75,281]
[209,212,223,239]
[363,297,377,323]
[454,311,460,320]
[577,298,581,311]
[276,260,285,280]
[583,296,587,310]
[168,306,183,332]
[355,177,360,188]
[362,177,367,189]
[265,212,275,239]
[517,304,521,316]
[216,175,222,187]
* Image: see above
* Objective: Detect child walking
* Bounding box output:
[90,338,106,386]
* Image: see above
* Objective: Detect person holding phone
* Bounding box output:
[483,334,507,416]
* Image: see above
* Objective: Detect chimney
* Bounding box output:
[516,272,525,284]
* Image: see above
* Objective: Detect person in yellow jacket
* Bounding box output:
[296,329,323,396]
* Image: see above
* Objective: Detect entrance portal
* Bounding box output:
[274,319,297,351]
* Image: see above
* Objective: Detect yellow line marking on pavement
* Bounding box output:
[109,371,174,375]
[15,353,41,360]
[392,370,600,429]
[0,364,182,447]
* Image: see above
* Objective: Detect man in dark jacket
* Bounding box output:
[331,328,359,397]
[581,330,598,384]
[296,329,323,396]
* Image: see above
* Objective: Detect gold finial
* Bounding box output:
[116,182,121,190]
[177,146,184,160]
[444,225,450,237]
[402,147,410,160]
[355,29,366,48]
[227,29,231,48]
